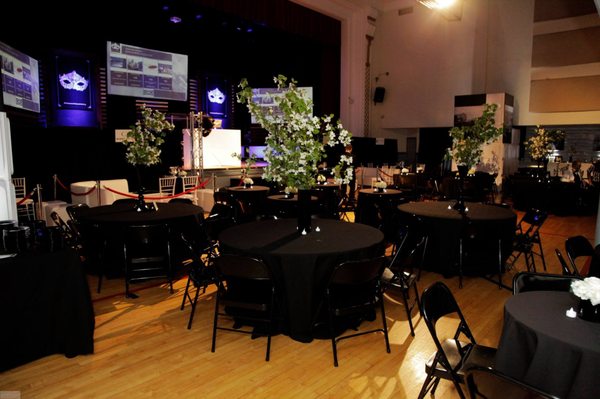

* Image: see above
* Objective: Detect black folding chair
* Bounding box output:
[324,255,390,367]
[123,224,173,298]
[565,235,594,276]
[508,209,548,272]
[381,227,426,337]
[211,254,277,361]
[179,214,219,329]
[417,282,496,399]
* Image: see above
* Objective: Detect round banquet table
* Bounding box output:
[355,188,404,227]
[227,185,270,219]
[77,202,204,225]
[76,202,205,274]
[495,291,600,399]
[266,194,319,218]
[397,201,516,276]
[219,218,385,342]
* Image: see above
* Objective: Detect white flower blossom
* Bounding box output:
[571,277,600,306]
[237,75,353,188]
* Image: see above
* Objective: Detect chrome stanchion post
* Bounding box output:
[36,183,43,220]
[96,180,101,206]
[53,174,57,200]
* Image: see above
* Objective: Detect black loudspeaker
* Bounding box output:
[373,87,385,103]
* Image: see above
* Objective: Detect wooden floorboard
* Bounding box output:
[0,210,596,398]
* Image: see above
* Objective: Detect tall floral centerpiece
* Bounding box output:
[232,152,258,188]
[123,104,174,211]
[445,103,503,211]
[237,75,353,231]
[525,125,564,177]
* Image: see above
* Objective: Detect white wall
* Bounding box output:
[295,0,600,144]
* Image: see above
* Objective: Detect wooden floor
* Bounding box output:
[0,209,596,398]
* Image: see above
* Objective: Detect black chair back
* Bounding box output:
[123,224,173,298]
[112,198,138,206]
[66,203,89,222]
[465,365,560,399]
[512,271,581,295]
[519,208,548,228]
[169,198,194,204]
[215,253,271,281]
[565,235,594,275]
[211,254,276,361]
[555,248,578,276]
[330,256,385,286]
[421,281,466,332]
[325,255,390,367]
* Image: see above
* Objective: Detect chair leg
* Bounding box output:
[379,290,391,352]
[327,293,339,367]
[97,273,103,293]
[458,239,464,289]
[186,283,202,330]
[401,290,415,337]
[180,276,192,310]
[417,372,438,399]
[211,291,220,353]
[536,235,547,271]
[497,238,503,289]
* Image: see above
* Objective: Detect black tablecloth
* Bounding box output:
[355,188,405,227]
[0,249,95,371]
[227,186,270,219]
[219,219,384,342]
[397,201,516,276]
[77,202,204,273]
[495,291,600,399]
[77,202,204,225]
[266,194,319,218]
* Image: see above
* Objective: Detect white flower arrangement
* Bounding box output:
[124,105,174,166]
[374,180,387,189]
[237,75,353,190]
[243,177,254,185]
[571,277,600,306]
[317,174,327,183]
[284,186,298,194]
[525,126,565,162]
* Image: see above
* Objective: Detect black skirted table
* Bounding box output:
[219,218,384,342]
[397,201,516,276]
[227,185,270,219]
[266,194,319,218]
[495,291,600,399]
[77,202,205,273]
[0,249,95,371]
[355,188,404,227]
[77,202,204,226]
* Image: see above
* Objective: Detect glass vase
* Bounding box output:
[578,299,600,323]
[453,165,469,212]
[297,189,312,233]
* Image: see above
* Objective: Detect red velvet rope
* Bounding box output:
[17,189,36,205]
[54,175,97,196]
[54,175,210,199]
[377,168,394,178]
[102,177,210,200]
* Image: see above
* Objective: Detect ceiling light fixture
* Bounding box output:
[417,0,457,9]
[170,15,182,24]
[417,0,462,21]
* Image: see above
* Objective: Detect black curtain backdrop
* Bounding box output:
[3,0,341,197]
